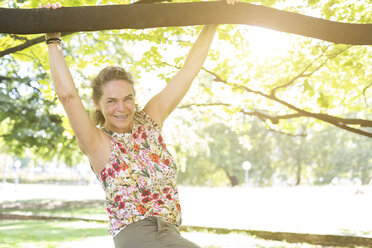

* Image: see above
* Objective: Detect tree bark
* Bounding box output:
[223,168,240,187]
[1,2,372,45]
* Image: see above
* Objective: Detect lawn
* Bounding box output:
[1,184,372,247]
[0,199,106,219]
[0,199,325,248]
[0,220,108,248]
[0,219,333,248]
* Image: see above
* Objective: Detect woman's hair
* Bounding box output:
[92,66,135,126]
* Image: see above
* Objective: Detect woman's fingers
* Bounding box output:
[226,0,239,5]
[38,3,62,9]
[52,3,62,9]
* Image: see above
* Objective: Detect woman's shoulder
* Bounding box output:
[136,110,161,133]
[96,125,115,138]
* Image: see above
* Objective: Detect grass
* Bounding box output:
[2,219,363,248]
[0,220,108,248]
[0,219,322,248]
[0,199,106,219]
[0,199,319,248]
[0,199,109,248]
[2,185,372,248]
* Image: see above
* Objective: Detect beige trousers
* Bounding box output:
[113,216,201,248]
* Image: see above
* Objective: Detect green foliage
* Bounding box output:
[1,0,371,186]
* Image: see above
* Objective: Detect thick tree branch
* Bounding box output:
[1,2,372,45]
[0,0,163,58]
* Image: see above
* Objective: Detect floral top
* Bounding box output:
[96,111,182,237]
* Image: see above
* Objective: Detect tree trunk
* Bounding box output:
[295,140,304,186]
[295,164,302,186]
[223,169,240,187]
[1,2,372,45]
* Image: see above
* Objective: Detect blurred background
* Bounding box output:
[1,0,372,247]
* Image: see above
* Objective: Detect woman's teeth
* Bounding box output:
[115,115,128,119]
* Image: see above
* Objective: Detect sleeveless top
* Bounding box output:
[95,111,182,237]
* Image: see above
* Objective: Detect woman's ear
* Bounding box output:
[94,102,101,111]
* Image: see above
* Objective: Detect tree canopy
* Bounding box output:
[0,0,371,186]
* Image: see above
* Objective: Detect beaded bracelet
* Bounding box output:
[46,38,62,45]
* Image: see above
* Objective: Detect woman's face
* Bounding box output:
[96,80,135,133]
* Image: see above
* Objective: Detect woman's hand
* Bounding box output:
[38,3,62,9]
[226,0,240,5]
[38,3,62,42]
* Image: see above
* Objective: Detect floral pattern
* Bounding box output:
[96,111,182,237]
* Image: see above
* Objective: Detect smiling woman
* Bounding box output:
[42,0,240,246]
[91,67,136,133]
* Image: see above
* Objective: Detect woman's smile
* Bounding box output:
[114,114,129,120]
[98,80,136,133]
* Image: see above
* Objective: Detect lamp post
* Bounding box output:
[242,161,252,185]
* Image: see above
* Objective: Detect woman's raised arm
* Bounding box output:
[144,0,239,128]
[144,24,218,128]
[44,4,110,172]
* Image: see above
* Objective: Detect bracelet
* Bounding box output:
[45,32,61,40]
[46,38,62,45]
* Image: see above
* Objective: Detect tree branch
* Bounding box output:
[363,82,372,107]
[178,103,231,108]
[0,33,72,58]
[261,121,307,138]
[179,102,304,124]
[270,46,350,97]
[270,48,328,96]
[240,110,303,125]
[0,0,165,58]
[202,68,372,138]
[133,0,171,4]
[1,2,372,45]
[9,34,29,42]
[178,102,307,137]
[0,35,44,58]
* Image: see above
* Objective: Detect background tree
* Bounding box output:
[0,0,371,186]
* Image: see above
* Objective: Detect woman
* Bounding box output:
[44,1,237,247]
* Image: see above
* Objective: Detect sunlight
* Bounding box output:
[213,25,296,65]
[246,26,295,60]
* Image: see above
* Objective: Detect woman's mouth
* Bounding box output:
[114,114,128,120]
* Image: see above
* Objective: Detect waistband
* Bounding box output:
[114,216,180,241]
[147,216,181,238]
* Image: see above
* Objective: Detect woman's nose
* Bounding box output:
[117,101,126,112]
